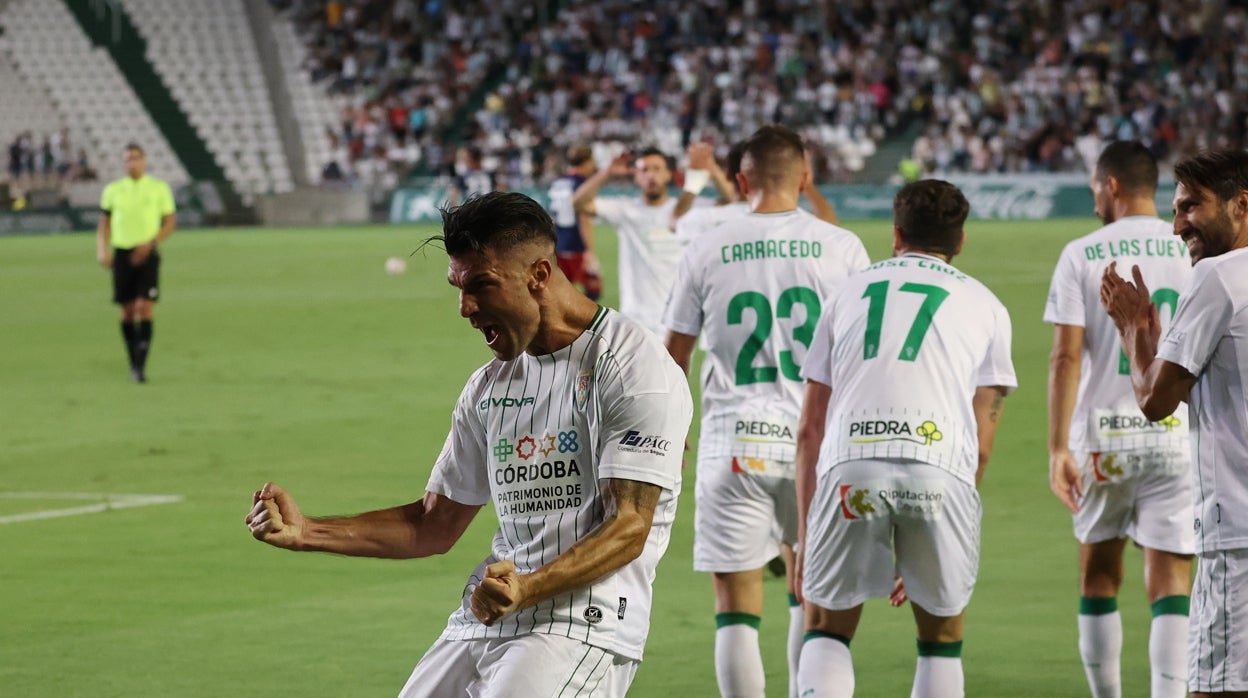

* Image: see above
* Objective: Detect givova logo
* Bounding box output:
[839,485,876,519]
[478,396,536,411]
[849,419,943,447]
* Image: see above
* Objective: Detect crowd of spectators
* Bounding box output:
[276,0,1248,189]
[5,128,97,190]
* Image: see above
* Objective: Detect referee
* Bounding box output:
[95,143,176,383]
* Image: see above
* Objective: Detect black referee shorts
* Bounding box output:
[112,247,161,305]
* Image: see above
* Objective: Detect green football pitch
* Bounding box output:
[1,219,1170,696]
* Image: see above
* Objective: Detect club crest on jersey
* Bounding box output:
[574,369,593,411]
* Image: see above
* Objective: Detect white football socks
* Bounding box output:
[715,615,765,697]
[1079,604,1123,698]
[797,634,854,697]
[1149,610,1189,697]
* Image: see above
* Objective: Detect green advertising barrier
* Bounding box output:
[0,182,211,235]
[390,177,1179,223]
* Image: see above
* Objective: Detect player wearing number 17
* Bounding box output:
[1044,140,1194,698]
[794,180,1016,697]
[662,125,870,698]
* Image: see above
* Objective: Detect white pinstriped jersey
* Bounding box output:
[673,201,749,239]
[663,210,869,466]
[593,197,684,334]
[1156,247,1248,553]
[1044,216,1193,457]
[426,308,693,660]
[802,253,1017,486]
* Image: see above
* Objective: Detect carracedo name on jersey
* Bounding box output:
[735,420,794,444]
[839,483,945,520]
[720,239,821,265]
[617,430,672,456]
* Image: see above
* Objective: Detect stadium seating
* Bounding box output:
[0,0,187,185]
[122,0,292,195]
[270,12,340,185]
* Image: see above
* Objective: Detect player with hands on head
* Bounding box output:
[247,192,693,697]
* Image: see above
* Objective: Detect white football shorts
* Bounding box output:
[802,459,981,617]
[1072,449,1194,554]
[1189,548,1248,693]
[693,454,797,573]
[398,633,638,698]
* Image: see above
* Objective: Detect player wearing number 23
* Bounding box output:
[663,125,869,698]
[794,180,1016,697]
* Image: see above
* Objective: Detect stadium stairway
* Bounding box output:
[855,120,922,185]
[61,0,250,219]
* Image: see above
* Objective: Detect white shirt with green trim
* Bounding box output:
[1155,247,1248,553]
[1044,216,1193,457]
[802,253,1017,486]
[593,197,682,334]
[427,308,693,660]
[663,210,869,467]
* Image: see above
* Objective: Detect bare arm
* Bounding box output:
[574,152,631,216]
[801,180,839,225]
[1047,324,1084,512]
[156,213,176,244]
[794,379,832,604]
[246,483,482,559]
[973,386,1009,486]
[664,331,698,377]
[1101,262,1196,420]
[96,213,112,268]
[470,477,662,625]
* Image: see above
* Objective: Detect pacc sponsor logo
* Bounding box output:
[618,430,672,453]
[478,396,536,411]
[849,419,943,447]
[735,420,794,442]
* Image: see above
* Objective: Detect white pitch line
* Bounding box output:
[0,492,184,524]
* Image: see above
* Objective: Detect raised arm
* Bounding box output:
[972,386,1009,486]
[470,477,662,625]
[574,152,632,216]
[246,483,482,559]
[1101,262,1195,420]
[1047,324,1084,512]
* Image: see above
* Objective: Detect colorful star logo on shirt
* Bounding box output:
[516,435,537,460]
[539,433,557,457]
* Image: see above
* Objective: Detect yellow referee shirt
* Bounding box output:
[100,175,176,249]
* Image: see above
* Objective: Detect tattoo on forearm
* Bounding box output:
[988,395,1004,423]
[603,478,661,517]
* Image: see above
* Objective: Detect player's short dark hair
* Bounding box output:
[1095,141,1158,196]
[1174,149,1248,203]
[637,147,674,173]
[567,145,594,167]
[124,143,145,156]
[893,179,969,257]
[726,141,746,181]
[740,125,805,184]
[432,192,556,258]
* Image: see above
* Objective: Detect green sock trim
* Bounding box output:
[788,593,800,607]
[715,612,761,629]
[917,640,963,658]
[1151,595,1190,617]
[803,630,850,648]
[1079,596,1119,615]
